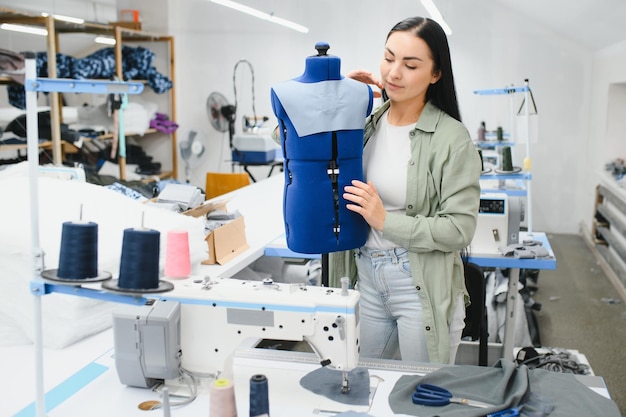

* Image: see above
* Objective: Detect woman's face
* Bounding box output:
[380,30,441,105]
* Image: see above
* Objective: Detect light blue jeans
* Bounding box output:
[355,246,465,364]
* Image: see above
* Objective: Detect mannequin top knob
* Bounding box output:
[315,42,330,56]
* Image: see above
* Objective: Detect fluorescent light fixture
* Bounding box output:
[210,0,309,33]
[0,23,48,36]
[41,13,85,24]
[94,36,116,45]
[420,0,452,35]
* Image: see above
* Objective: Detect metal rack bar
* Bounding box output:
[25,78,145,94]
[25,54,143,417]
[473,85,530,95]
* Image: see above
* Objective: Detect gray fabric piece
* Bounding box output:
[526,369,620,416]
[529,246,549,257]
[499,242,551,259]
[388,359,621,417]
[389,359,527,416]
[299,366,370,406]
[499,244,520,256]
[514,249,536,259]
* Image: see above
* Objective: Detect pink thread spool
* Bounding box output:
[210,378,237,417]
[164,230,191,279]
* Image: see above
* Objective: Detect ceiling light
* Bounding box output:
[210,0,309,34]
[94,36,116,45]
[0,23,48,36]
[420,0,452,35]
[41,13,85,24]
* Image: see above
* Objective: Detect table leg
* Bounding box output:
[502,268,520,361]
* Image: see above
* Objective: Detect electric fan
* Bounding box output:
[178,129,207,183]
[207,91,236,150]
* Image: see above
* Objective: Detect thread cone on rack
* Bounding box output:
[118,227,160,289]
[501,146,513,172]
[210,378,237,417]
[164,230,191,279]
[57,221,99,279]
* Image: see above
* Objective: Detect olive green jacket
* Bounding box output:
[329,100,481,363]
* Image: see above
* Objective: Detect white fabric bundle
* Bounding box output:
[0,162,207,348]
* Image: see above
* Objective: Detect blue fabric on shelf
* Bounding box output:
[7,46,173,109]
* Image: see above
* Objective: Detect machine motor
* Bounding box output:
[112,299,181,388]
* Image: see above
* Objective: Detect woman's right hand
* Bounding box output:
[347,70,383,98]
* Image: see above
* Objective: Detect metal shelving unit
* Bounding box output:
[474,80,534,232]
[23,55,145,417]
[0,7,177,180]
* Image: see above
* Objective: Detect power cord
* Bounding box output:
[232,59,258,129]
[150,367,199,411]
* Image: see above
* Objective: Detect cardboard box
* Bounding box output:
[183,201,249,265]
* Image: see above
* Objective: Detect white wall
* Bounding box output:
[581,40,626,235]
[164,0,593,234]
[1,0,618,235]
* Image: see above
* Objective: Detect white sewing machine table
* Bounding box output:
[12,175,561,416]
[5,328,611,417]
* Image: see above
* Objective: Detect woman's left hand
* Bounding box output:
[343,180,386,231]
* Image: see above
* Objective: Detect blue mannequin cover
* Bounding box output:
[270,42,374,254]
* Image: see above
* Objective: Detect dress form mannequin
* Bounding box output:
[271,43,373,254]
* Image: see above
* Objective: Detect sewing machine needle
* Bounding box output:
[341,371,350,394]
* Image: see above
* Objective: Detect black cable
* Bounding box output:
[516,348,590,375]
[232,59,258,129]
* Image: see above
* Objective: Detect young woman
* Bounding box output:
[330,17,482,364]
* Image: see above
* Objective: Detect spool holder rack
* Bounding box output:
[23,54,145,417]
[474,81,534,232]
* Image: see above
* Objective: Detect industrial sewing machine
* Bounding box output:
[471,193,523,254]
[112,277,360,394]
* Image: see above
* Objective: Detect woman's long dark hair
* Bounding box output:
[385,17,461,122]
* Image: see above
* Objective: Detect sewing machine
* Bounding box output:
[177,276,359,392]
[111,276,360,394]
[471,193,522,254]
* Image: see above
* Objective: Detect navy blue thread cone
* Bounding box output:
[118,228,160,289]
[249,374,269,417]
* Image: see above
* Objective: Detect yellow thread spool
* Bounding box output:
[524,157,532,171]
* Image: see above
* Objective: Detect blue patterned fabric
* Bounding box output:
[7,46,173,109]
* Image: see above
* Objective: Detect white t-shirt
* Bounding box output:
[362,110,414,249]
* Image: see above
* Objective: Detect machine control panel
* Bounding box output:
[479,197,506,214]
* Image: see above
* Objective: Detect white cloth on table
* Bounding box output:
[0,162,207,348]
